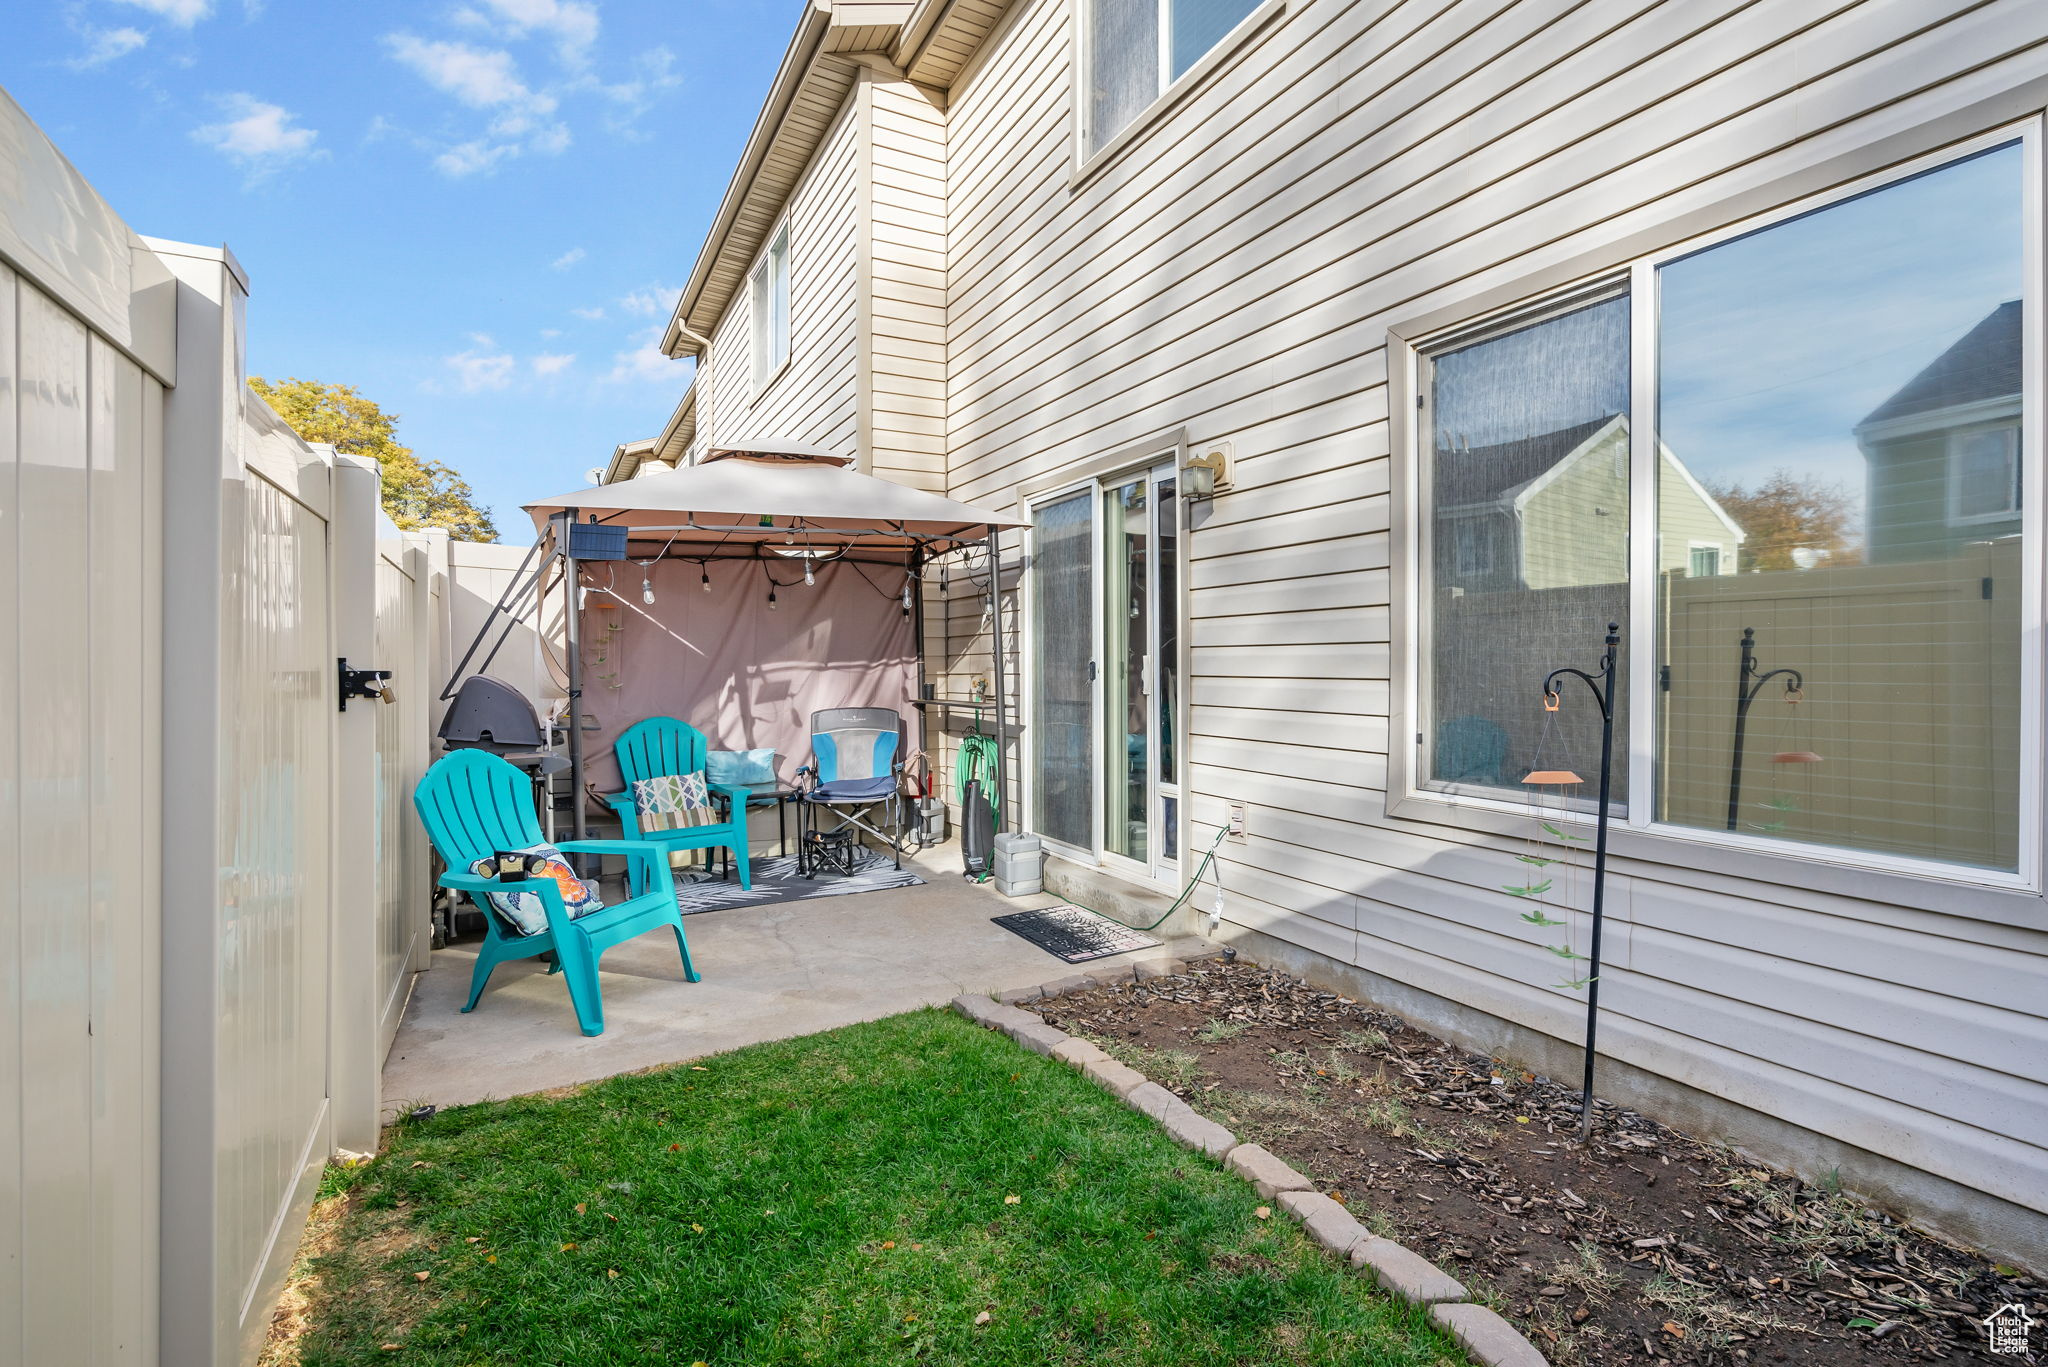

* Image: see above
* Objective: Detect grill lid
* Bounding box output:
[439,675,544,751]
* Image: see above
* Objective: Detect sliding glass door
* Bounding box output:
[1030,461,1181,880]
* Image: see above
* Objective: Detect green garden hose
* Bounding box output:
[955,728,1002,823]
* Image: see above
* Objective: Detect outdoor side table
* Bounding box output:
[802,828,857,879]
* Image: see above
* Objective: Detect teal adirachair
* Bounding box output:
[606,717,753,890]
[414,748,701,1037]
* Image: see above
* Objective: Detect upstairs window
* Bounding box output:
[750,225,789,387]
[1085,0,1262,155]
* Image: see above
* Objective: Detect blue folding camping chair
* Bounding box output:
[795,708,907,874]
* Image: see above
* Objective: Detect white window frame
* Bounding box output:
[1687,542,1722,578]
[750,223,790,392]
[1389,119,2043,918]
[1947,423,2023,524]
[1072,0,1289,177]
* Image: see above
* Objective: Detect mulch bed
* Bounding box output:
[1032,958,2043,1366]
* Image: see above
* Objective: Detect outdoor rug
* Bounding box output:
[671,850,925,916]
[990,904,1162,963]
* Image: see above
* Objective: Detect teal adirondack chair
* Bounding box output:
[606,717,753,890]
[415,748,701,1037]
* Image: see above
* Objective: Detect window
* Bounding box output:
[750,225,789,386]
[1084,0,1262,155]
[1949,426,2021,522]
[1415,138,2031,876]
[1421,292,1632,803]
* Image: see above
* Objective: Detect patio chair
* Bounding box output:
[414,748,701,1037]
[796,708,908,873]
[606,717,753,890]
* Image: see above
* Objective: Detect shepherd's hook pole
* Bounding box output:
[1544,622,1619,1143]
[1724,627,1804,831]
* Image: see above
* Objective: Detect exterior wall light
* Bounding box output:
[1183,442,1233,499]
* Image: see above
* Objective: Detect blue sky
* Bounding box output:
[5,0,798,539]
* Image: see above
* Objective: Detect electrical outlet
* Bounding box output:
[1226,802,1247,841]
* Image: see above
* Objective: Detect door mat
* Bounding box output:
[990,904,1162,963]
[672,850,924,917]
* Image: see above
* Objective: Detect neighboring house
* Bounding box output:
[1435,414,1741,592]
[608,0,2048,1270]
[1857,299,2024,561]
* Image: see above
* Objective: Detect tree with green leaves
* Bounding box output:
[250,377,498,541]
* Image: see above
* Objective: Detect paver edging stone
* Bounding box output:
[947,977,1550,1366]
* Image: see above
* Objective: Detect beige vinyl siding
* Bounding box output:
[704,92,862,458]
[869,76,951,491]
[943,0,2048,1246]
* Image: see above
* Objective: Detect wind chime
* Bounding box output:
[1513,622,1620,1142]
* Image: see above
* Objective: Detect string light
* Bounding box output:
[901,579,912,618]
[701,564,711,593]
[804,560,816,587]
[767,583,778,611]
[641,573,656,606]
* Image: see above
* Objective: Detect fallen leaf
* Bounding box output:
[410,1161,430,1169]
[1329,1189,1346,1205]
[1662,1321,1685,1338]
[485,1255,496,1264]
[910,1243,922,1250]
[1255,1206,1271,1220]
[607,1268,620,1279]
[669,1143,681,1152]
[1003,1195,1020,1205]
[690,1223,704,1233]
[691,1066,709,1071]
[974,1311,992,1326]
[380,1344,400,1352]
[413,1271,430,1283]
[763,1209,775,1216]
[574,1203,586,1215]
[465,1236,481,1244]
[882,1240,896,1249]
[560,1243,577,1252]
[904,1314,917,1323]
[1515,1116,1530,1124]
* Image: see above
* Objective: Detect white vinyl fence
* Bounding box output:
[1,89,443,1367]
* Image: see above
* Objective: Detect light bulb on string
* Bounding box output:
[901,580,912,618]
[700,565,711,593]
[767,584,778,611]
[641,574,655,606]
[804,561,815,587]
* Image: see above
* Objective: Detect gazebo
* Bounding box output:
[453,442,1029,849]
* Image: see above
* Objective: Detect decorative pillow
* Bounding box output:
[706,748,778,789]
[467,844,603,937]
[632,771,716,833]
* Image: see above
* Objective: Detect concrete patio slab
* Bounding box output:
[381,847,1198,1114]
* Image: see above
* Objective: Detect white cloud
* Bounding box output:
[571,305,606,321]
[604,325,679,385]
[385,34,571,175]
[67,26,148,70]
[591,45,682,132]
[112,0,212,26]
[618,284,678,318]
[532,352,576,377]
[191,95,322,178]
[550,247,586,270]
[465,0,599,66]
[446,346,516,392]
[386,35,545,110]
[434,138,520,177]
[539,327,562,338]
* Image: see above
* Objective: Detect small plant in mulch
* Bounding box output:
[1033,958,2044,1366]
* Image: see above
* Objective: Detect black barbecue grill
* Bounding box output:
[439,675,570,774]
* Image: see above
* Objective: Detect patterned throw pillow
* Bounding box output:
[467,843,604,937]
[631,771,716,833]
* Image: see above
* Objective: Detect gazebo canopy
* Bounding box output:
[524,442,1026,558]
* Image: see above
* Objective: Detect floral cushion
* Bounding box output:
[631,771,715,833]
[468,844,603,937]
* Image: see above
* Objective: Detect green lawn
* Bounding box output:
[286,1009,1463,1366]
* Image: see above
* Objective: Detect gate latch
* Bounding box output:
[338,658,395,711]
